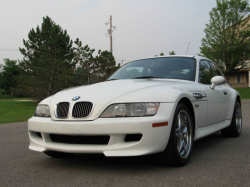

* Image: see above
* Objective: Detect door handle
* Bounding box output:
[223,91,227,96]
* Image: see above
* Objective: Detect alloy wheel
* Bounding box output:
[175,110,192,159]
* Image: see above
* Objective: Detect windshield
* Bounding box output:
[108,57,197,81]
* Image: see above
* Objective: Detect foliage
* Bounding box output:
[199,0,250,73]
[73,38,96,85]
[94,50,120,82]
[155,51,176,56]
[18,16,75,101]
[72,67,89,86]
[0,59,19,95]
[0,99,37,124]
[155,53,164,57]
[169,51,176,55]
[0,89,5,96]
[74,38,120,84]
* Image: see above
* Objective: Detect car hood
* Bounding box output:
[47,79,194,120]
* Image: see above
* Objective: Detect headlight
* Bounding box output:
[34,105,51,117]
[100,103,160,118]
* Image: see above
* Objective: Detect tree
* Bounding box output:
[94,50,120,82]
[72,67,89,86]
[199,0,250,73]
[73,38,95,85]
[19,16,76,100]
[155,51,175,56]
[169,51,176,55]
[74,38,120,84]
[0,59,20,95]
[155,53,165,57]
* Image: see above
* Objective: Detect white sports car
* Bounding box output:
[28,55,242,166]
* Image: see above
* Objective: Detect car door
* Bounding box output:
[198,60,228,126]
[208,61,230,119]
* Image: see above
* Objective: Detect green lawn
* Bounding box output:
[0,99,37,124]
[234,87,250,99]
[0,87,249,124]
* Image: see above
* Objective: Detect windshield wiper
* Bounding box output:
[132,76,163,79]
[106,79,118,81]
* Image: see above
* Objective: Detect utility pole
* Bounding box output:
[186,42,190,55]
[110,15,113,54]
[106,15,116,55]
[117,59,127,66]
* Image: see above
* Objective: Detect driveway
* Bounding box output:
[0,100,250,187]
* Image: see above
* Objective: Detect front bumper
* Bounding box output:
[28,103,175,156]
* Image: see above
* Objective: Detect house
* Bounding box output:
[227,60,250,88]
[223,16,250,88]
[227,69,250,88]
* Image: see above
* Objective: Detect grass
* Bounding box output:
[0,87,249,124]
[234,87,250,99]
[0,98,37,124]
[0,98,34,101]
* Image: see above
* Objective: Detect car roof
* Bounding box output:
[132,55,208,61]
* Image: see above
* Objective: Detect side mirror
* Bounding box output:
[210,76,225,90]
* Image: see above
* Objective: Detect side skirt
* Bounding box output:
[194,119,231,141]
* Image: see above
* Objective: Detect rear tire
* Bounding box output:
[221,99,242,137]
[157,103,194,167]
[44,151,74,158]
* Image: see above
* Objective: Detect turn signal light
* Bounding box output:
[152,122,168,127]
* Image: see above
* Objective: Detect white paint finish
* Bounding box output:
[39,96,53,105]
[210,76,225,89]
[194,120,231,140]
[192,100,208,128]
[48,79,194,121]
[28,103,174,155]
[204,85,229,125]
[224,86,239,120]
[28,56,240,156]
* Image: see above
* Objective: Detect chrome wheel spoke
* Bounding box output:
[182,126,187,135]
[183,141,188,151]
[235,103,242,133]
[178,139,184,152]
[175,132,182,140]
[176,115,182,135]
[177,114,182,130]
[175,110,192,159]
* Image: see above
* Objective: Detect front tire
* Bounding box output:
[221,99,242,137]
[157,103,193,167]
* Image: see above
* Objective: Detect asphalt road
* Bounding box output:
[1,100,250,187]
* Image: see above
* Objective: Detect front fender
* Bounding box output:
[224,88,240,120]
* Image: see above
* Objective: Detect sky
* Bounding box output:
[0,0,217,66]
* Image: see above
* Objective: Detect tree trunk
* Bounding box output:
[88,66,90,85]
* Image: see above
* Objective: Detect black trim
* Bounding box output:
[124,134,143,142]
[50,134,110,145]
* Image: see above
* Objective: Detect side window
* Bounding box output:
[209,61,226,84]
[208,61,223,77]
[199,60,215,84]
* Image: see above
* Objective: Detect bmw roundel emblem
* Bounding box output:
[72,96,80,101]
